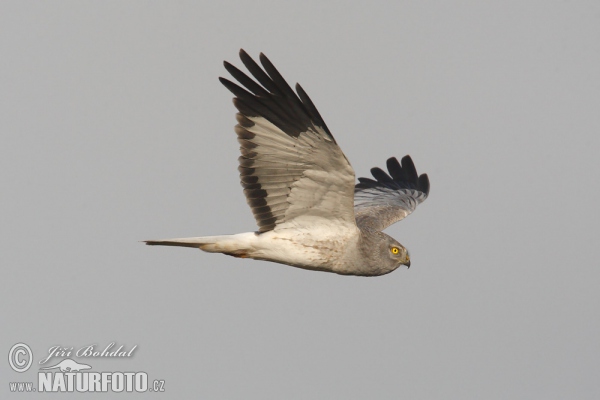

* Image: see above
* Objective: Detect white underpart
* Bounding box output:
[155,222,360,274]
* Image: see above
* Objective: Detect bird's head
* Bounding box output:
[380,233,411,270]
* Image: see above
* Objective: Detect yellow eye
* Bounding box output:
[391,247,399,254]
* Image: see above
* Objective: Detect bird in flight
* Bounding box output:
[146,50,430,276]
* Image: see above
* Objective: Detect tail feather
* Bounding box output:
[144,233,257,256]
[144,239,205,249]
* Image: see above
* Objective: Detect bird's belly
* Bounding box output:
[249,228,357,273]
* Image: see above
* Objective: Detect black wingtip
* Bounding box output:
[223,60,235,72]
[219,77,248,98]
[370,167,393,183]
[386,157,402,180]
[418,174,430,196]
[363,155,429,196]
[258,52,268,63]
[222,50,335,142]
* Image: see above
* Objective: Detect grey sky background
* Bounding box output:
[2,1,599,399]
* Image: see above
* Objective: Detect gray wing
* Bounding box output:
[354,156,430,232]
[220,50,357,233]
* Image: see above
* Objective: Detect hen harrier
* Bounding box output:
[146,50,430,276]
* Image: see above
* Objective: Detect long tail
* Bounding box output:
[144,233,257,257]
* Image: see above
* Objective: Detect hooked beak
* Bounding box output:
[404,259,411,269]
